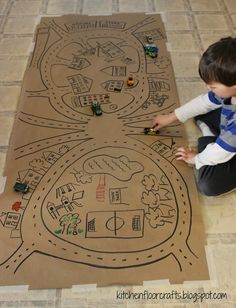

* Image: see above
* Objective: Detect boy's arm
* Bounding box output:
[195,143,235,169]
[152,92,221,130]
[175,92,221,123]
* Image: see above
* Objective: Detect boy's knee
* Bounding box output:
[197,178,219,196]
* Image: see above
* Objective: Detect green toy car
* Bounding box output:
[144,44,158,58]
[146,35,154,44]
[144,35,158,58]
[91,100,102,116]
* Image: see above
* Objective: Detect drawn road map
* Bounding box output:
[0,14,209,288]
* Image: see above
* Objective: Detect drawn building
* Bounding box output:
[109,187,128,205]
[96,175,106,202]
[102,80,123,92]
[99,41,125,59]
[102,66,126,77]
[69,56,90,70]
[18,169,42,189]
[148,79,170,92]
[0,212,21,229]
[43,151,60,164]
[151,138,175,159]
[67,74,92,94]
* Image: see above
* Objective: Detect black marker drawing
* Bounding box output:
[0,14,208,287]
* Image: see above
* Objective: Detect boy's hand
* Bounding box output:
[152,112,178,131]
[175,147,196,165]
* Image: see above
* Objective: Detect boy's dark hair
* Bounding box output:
[199,37,236,86]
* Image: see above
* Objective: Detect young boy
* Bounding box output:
[152,37,236,196]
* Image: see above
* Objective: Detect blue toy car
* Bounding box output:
[144,44,158,58]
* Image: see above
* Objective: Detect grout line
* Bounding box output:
[79,0,84,14]
[112,0,119,13]
[221,0,236,35]
[184,0,204,54]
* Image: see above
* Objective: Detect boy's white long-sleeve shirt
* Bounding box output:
[174,93,236,169]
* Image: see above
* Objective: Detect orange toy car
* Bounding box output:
[127,77,134,86]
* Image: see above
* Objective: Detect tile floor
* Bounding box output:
[0,0,236,307]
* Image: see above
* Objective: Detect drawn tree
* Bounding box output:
[59,213,81,235]
[29,158,49,173]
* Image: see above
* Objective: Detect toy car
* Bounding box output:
[91,100,102,116]
[146,35,154,44]
[144,44,158,58]
[127,77,134,87]
[13,182,29,193]
[144,127,159,135]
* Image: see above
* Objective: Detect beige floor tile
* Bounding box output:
[205,303,235,307]
[4,16,38,34]
[176,81,206,104]
[163,13,191,30]
[224,0,236,11]
[0,59,27,81]
[0,289,58,305]
[184,120,201,145]
[170,53,200,78]
[47,0,77,15]
[0,1,7,14]
[231,14,236,27]
[209,245,236,289]
[167,33,198,52]
[82,0,113,14]
[189,0,221,12]
[0,152,6,176]
[194,14,229,30]
[0,115,14,146]
[175,80,205,143]
[154,0,186,12]
[0,37,32,55]
[200,193,236,234]
[199,32,233,50]
[9,0,42,15]
[0,86,20,111]
[119,0,148,12]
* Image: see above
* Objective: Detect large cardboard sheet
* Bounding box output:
[0,14,209,288]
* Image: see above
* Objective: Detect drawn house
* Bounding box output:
[109,187,128,205]
[100,41,124,59]
[149,79,170,92]
[102,66,126,77]
[69,56,90,70]
[67,74,92,94]
[43,151,60,164]
[0,212,21,229]
[18,169,42,189]
[101,80,123,92]
[151,138,175,159]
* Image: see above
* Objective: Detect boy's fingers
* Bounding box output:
[153,125,160,131]
[176,157,184,161]
[176,147,188,152]
[175,149,187,156]
[175,153,187,159]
